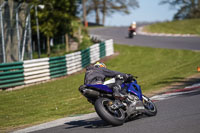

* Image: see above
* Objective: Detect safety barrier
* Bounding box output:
[0,39,114,89]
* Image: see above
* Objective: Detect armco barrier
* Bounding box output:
[0,39,114,89]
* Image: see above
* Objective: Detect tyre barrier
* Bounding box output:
[0,39,114,89]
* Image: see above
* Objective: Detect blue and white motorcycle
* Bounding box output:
[79,75,157,126]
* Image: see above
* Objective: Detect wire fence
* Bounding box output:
[0,0,32,63]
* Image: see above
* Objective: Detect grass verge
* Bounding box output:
[144,19,200,35]
[1,44,200,131]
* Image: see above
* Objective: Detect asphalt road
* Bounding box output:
[28,27,200,133]
[32,88,200,133]
[89,27,200,50]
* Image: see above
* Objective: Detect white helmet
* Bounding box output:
[132,21,136,25]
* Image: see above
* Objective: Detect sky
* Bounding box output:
[102,0,177,26]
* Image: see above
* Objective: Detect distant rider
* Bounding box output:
[129,21,137,35]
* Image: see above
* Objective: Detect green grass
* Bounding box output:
[1,44,200,131]
[145,19,200,35]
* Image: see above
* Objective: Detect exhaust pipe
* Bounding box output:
[82,89,100,98]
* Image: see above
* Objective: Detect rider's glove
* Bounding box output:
[125,74,133,82]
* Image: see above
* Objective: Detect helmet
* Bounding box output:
[132,21,136,25]
[94,62,106,68]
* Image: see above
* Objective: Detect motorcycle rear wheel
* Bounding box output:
[95,98,125,126]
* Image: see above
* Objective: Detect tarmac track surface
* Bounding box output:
[89,27,200,50]
[32,87,200,133]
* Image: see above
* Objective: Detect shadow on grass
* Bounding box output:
[154,76,200,90]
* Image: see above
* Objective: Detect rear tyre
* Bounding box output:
[142,95,157,116]
[95,98,125,126]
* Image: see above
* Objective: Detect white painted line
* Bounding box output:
[13,113,98,133]
[150,90,195,101]
[185,83,200,89]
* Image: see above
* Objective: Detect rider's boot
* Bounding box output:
[113,85,126,100]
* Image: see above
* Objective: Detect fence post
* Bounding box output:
[65,34,69,52]
[28,6,33,60]
[0,1,7,63]
[21,14,29,61]
[21,5,33,61]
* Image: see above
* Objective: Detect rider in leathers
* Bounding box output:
[82,62,132,99]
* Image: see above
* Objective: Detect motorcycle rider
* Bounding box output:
[128,21,137,35]
[81,62,132,100]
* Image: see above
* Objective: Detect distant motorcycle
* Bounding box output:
[128,27,136,38]
[79,75,157,126]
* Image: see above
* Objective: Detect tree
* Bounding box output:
[85,0,139,25]
[100,0,139,25]
[30,0,78,56]
[84,0,100,24]
[160,0,200,20]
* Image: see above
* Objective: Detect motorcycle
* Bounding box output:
[128,28,136,38]
[79,75,157,126]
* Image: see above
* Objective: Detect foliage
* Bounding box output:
[160,0,200,20]
[1,44,200,131]
[83,0,139,24]
[79,31,93,50]
[99,0,139,14]
[29,0,93,56]
[69,19,93,51]
[30,0,78,37]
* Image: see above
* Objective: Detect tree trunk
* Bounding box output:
[82,0,88,27]
[47,36,50,57]
[4,0,16,62]
[102,0,106,25]
[94,0,100,24]
[65,33,69,52]
[198,0,200,9]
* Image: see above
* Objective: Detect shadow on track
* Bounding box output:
[64,114,148,129]
[64,119,112,129]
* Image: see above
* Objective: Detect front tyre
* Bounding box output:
[95,98,125,126]
[128,32,134,38]
[142,95,157,116]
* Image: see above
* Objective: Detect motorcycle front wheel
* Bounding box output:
[128,32,134,38]
[94,98,125,126]
[142,95,157,116]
